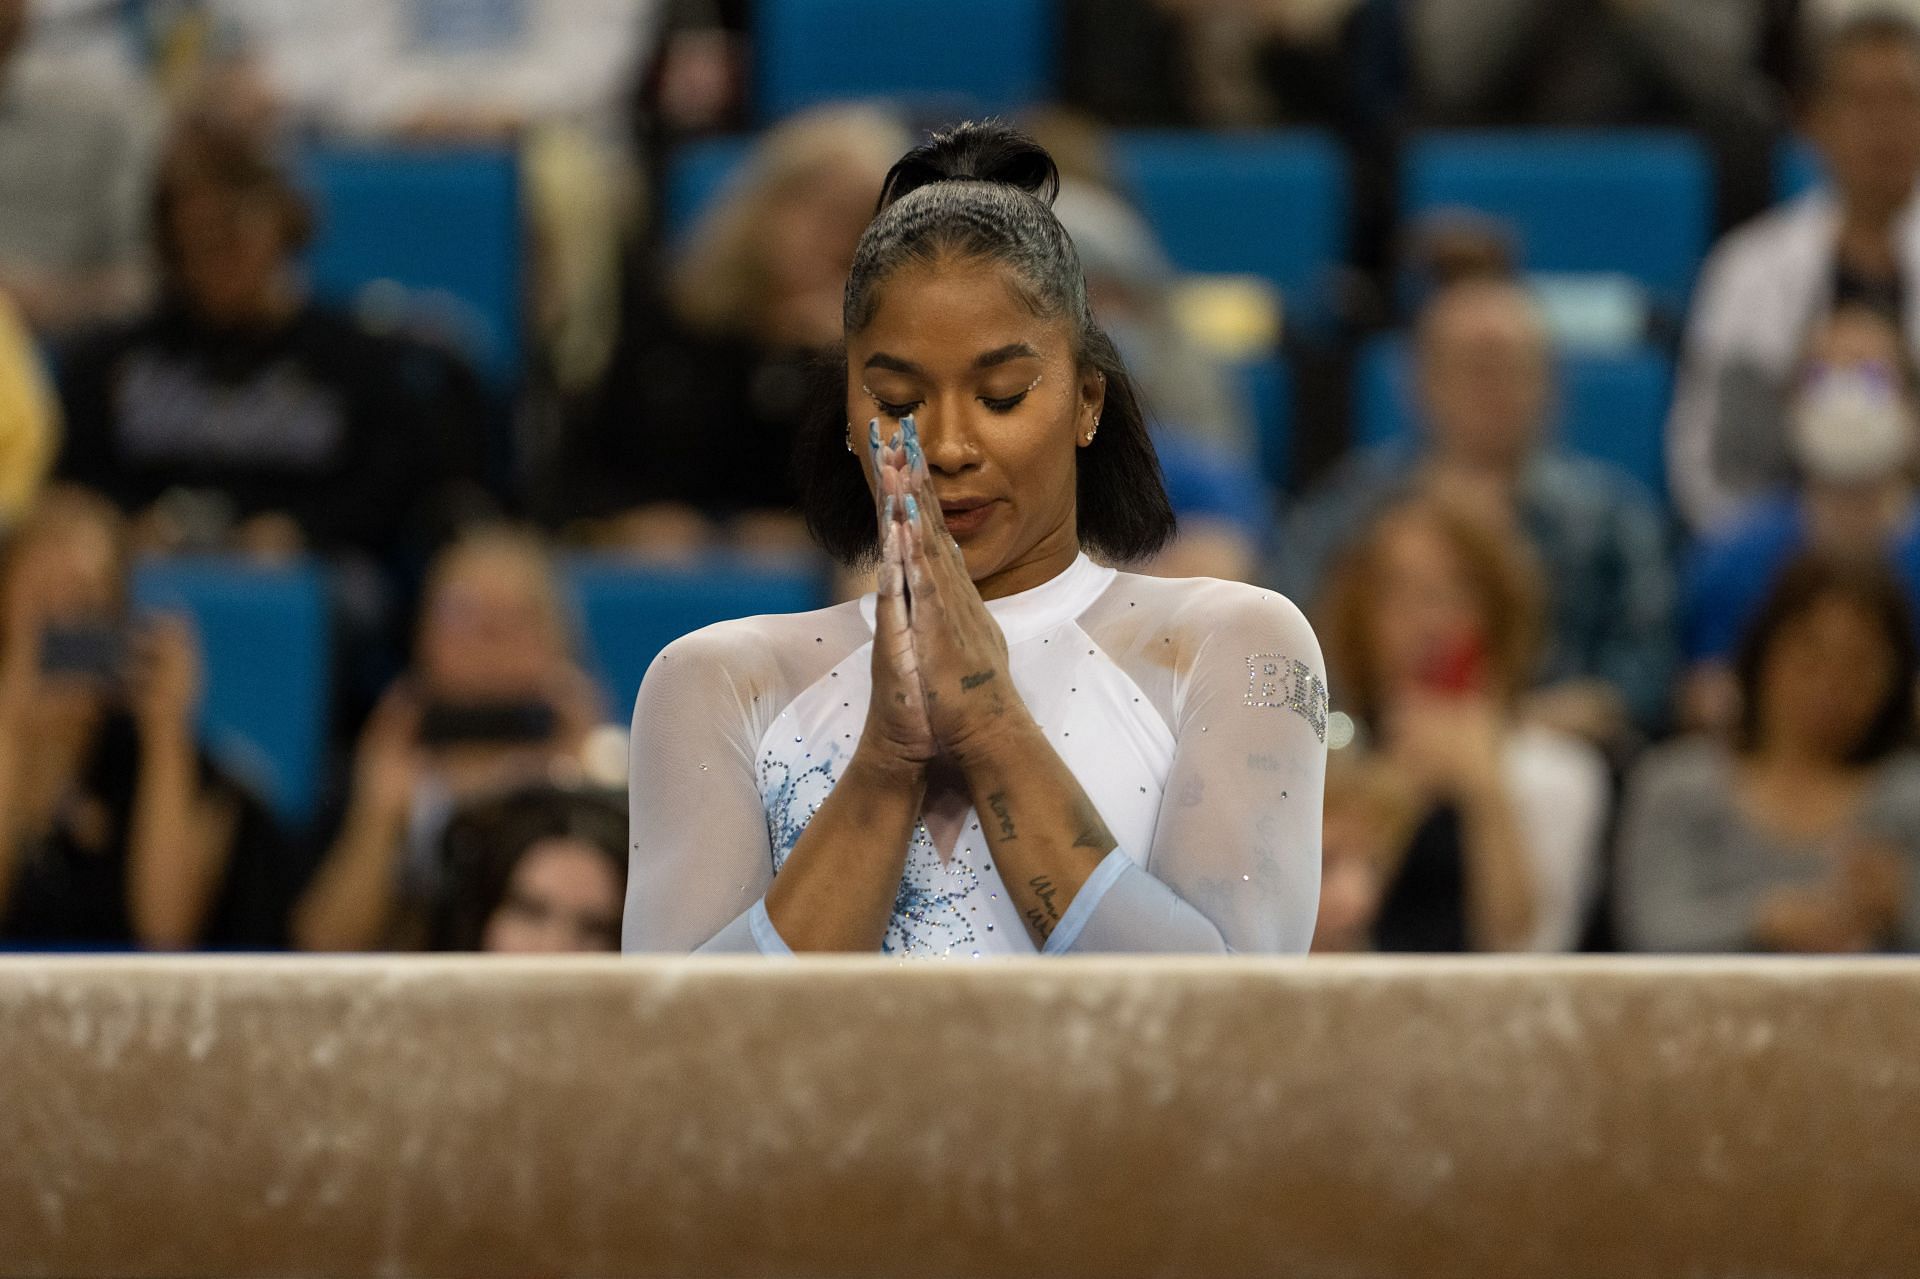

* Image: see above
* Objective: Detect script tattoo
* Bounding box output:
[1028,874,1062,939]
[987,792,1017,840]
[960,670,996,691]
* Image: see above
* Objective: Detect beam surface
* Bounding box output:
[1,955,1916,1278]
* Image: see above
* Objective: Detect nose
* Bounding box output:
[913,400,982,476]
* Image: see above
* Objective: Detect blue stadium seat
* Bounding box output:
[1402,131,1712,311]
[755,0,1054,121]
[300,144,522,385]
[1352,333,1674,498]
[1111,131,1350,336]
[663,136,755,245]
[567,557,830,721]
[1225,354,1293,490]
[1776,135,1826,203]
[130,558,331,826]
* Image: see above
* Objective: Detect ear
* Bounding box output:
[1076,366,1107,450]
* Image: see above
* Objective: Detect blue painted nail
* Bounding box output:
[867,418,881,450]
[901,415,924,468]
[906,495,920,522]
[887,430,902,449]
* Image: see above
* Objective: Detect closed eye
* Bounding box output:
[980,391,1030,414]
[874,399,921,419]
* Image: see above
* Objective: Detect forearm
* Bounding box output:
[291,799,411,951]
[763,746,925,952]
[1456,777,1537,952]
[957,716,1114,948]
[125,726,213,949]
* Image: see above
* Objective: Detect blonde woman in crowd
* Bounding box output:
[293,527,602,951]
[1316,493,1609,952]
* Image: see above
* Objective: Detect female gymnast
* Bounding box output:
[624,122,1327,956]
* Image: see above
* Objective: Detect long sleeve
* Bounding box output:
[1056,586,1328,955]
[623,626,785,954]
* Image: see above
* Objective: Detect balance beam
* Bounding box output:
[2,956,1915,1278]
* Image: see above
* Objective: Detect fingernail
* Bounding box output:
[868,418,881,449]
[902,415,924,468]
[906,495,920,522]
[887,430,901,449]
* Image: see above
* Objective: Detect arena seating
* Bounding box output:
[130,558,331,826]
[300,144,523,386]
[754,0,1056,121]
[567,556,830,724]
[1111,129,1351,336]
[1401,130,1714,315]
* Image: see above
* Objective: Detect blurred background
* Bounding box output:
[2,0,1919,959]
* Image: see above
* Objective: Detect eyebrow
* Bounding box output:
[862,342,1041,376]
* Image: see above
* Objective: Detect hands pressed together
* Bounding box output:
[859,415,1029,780]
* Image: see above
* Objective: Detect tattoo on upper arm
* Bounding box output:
[987,791,1017,840]
[961,670,996,690]
[1244,655,1328,742]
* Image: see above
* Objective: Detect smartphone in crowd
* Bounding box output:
[39,621,131,685]
[415,699,559,748]
[1417,631,1487,696]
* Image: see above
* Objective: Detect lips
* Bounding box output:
[939,498,1001,537]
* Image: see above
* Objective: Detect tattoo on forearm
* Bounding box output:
[1071,796,1115,852]
[961,670,996,691]
[987,791,1017,840]
[1026,874,1062,939]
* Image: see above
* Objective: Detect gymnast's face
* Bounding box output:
[847,254,1104,597]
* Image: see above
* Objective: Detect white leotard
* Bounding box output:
[623,554,1328,956]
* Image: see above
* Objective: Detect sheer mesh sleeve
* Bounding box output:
[1058,585,1328,955]
[623,626,783,954]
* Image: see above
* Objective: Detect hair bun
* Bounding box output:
[875,120,1060,213]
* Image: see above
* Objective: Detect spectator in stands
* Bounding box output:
[0,486,291,949]
[293,528,603,951]
[56,115,486,561]
[0,292,57,528]
[1280,277,1676,744]
[430,784,627,953]
[1316,494,1610,953]
[1681,304,1920,731]
[1052,178,1266,581]
[1671,14,1920,528]
[1309,752,1423,953]
[1617,553,1920,952]
[0,0,157,336]
[554,105,909,557]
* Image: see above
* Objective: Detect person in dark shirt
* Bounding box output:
[0,486,291,949]
[554,106,907,556]
[54,113,484,561]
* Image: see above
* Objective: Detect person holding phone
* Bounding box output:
[0,486,287,948]
[292,527,602,951]
[1315,493,1609,952]
[624,123,1328,957]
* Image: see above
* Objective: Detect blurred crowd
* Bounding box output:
[3,0,1920,956]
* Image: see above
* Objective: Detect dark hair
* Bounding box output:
[1804,13,1920,102]
[150,114,316,286]
[430,785,628,951]
[795,121,1175,566]
[1733,552,1918,765]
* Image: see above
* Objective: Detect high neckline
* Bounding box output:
[858,552,1117,645]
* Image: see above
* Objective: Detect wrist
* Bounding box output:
[850,738,929,797]
[947,706,1043,776]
